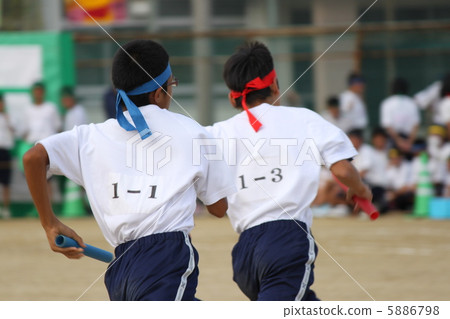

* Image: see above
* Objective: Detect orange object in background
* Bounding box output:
[65,0,126,24]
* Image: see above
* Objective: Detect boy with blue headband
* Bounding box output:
[23,40,236,300]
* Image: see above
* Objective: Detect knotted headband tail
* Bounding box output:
[230,69,276,132]
[115,64,172,140]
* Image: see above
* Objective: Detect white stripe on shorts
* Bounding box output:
[295,230,315,301]
[175,232,195,301]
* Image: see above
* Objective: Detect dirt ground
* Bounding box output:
[0,212,449,301]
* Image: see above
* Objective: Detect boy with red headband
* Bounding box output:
[207,42,372,300]
[23,40,236,300]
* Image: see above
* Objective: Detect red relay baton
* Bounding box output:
[332,175,379,220]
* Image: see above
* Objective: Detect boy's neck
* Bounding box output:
[246,96,279,109]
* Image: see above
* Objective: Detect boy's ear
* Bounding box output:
[154,87,163,103]
[148,87,163,105]
[269,80,280,96]
[228,92,238,108]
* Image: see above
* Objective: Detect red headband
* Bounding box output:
[230,69,276,132]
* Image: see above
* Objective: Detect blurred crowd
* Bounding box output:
[1,71,450,219]
[314,72,450,218]
[0,83,88,219]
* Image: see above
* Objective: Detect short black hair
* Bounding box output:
[347,72,364,86]
[348,128,364,140]
[391,77,409,95]
[112,40,170,107]
[440,73,450,98]
[327,96,339,108]
[371,126,388,139]
[32,82,45,90]
[61,86,75,97]
[223,41,274,108]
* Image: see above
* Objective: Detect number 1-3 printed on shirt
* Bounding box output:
[238,168,283,190]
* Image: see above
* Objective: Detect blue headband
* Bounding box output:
[116,64,172,139]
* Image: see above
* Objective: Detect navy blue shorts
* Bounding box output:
[232,220,319,301]
[104,231,199,301]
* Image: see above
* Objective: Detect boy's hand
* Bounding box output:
[43,218,86,259]
[346,184,372,213]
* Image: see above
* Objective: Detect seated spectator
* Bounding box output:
[444,157,450,197]
[311,168,349,218]
[365,128,389,213]
[426,125,448,196]
[348,129,373,179]
[438,73,450,141]
[385,149,415,211]
[380,77,420,157]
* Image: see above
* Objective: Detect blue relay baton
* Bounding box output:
[55,235,114,263]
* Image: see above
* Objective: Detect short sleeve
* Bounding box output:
[411,100,420,126]
[380,99,391,128]
[193,132,237,206]
[38,127,83,186]
[309,111,358,169]
[440,99,450,123]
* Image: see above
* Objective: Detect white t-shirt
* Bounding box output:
[386,161,413,191]
[365,148,389,187]
[64,104,87,131]
[0,113,14,149]
[410,155,446,185]
[414,81,442,124]
[39,104,236,247]
[352,144,373,174]
[322,111,346,131]
[25,102,61,143]
[380,95,420,135]
[339,90,368,132]
[438,97,450,125]
[206,103,357,234]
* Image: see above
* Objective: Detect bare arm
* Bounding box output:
[23,144,86,259]
[205,198,228,218]
[330,159,372,204]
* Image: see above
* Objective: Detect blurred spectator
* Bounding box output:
[445,158,450,197]
[311,168,349,218]
[385,149,415,211]
[348,129,372,179]
[365,128,389,213]
[103,86,116,119]
[426,125,449,196]
[339,72,368,133]
[0,94,13,219]
[24,82,61,144]
[61,86,88,131]
[380,77,420,156]
[437,73,450,141]
[322,95,345,130]
[414,78,442,125]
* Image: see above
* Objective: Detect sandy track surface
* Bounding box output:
[0,213,448,301]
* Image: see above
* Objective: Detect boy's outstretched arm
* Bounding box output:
[330,159,373,205]
[23,144,86,259]
[205,198,228,218]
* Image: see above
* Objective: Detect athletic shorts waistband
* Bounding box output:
[240,220,309,239]
[114,231,187,257]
